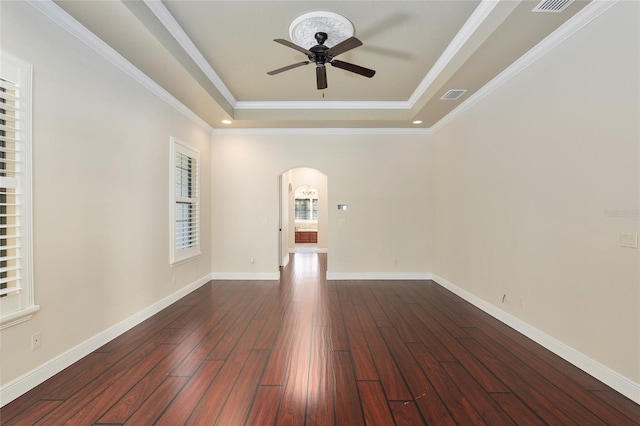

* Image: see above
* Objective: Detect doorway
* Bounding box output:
[279,167,328,268]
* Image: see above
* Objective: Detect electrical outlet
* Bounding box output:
[31,332,41,350]
[250,257,254,264]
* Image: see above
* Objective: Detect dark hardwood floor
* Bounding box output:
[2,252,639,425]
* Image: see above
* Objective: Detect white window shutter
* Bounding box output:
[0,52,37,329]
[170,137,200,264]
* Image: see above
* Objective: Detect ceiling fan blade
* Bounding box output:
[273,39,314,57]
[330,60,376,78]
[316,66,327,90]
[267,61,310,75]
[326,37,363,57]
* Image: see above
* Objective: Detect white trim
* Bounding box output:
[212,272,280,280]
[431,0,619,133]
[212,127,432,136]
[326,272,432,281]
[0,305,40,330]
[407,0,500,106]
[0,273,213,407]
[235,101,409,110]
[143,0,237,107]
[25,0,213,133]
[430,273,640,405]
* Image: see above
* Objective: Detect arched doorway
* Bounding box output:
[279,167,328,268]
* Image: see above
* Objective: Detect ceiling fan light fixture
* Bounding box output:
[289,11,355,49]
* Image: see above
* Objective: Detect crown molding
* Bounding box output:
[212,127,432,136]
[407,0,501,107]
[235,100,410,110]
[431,0,619,134]
[25,0,213,133]
[143,0,237,107]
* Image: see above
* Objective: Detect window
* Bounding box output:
[295,198,318,220]
[170,137,200,264]
[0,53,38,329]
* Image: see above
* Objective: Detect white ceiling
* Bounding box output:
[53,0,590,129]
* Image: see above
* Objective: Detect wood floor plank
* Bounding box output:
[357,284,393,328]
[3,253,639,425]
[389,400,426,425]
[407,344,487,425]
[468,328,610,424]
[155,360,223,425]
[123,376,188,425]
[354,304,412,401]
[370,285,419,342]
[304,326,335,425]
[214,349,269,425]
[245,386,281,426]
[260,302,300,385]
[467,320,635,424]
[333,351,365,425]
[1,400,61,426]
[327,281,350,350]
[61,344,176,425]
[170,297,252,377]
[97,341,196,424]
[458,335,580,425]
[491,392,546,425]
[253,297,289,350]
[440,360,516,425]
[187,319,266,424]
[406,303,508,392]
[379,327,456,425]
[32,330,175,425]
[207,294,265,360]
[358,380,395,426]
[341,299,379,381]
[592,390,640,424]
[275,284,315,425]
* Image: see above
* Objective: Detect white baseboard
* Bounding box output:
[326,272,432,280]
[0,273,213,407]
[430,273,640,405]
[211,272,279,280]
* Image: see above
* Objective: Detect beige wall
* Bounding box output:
[433,2,639,383]
[0,2,212,386]
[211,132,433,277]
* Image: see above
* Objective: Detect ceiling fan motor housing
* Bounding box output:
[309,32,330,65]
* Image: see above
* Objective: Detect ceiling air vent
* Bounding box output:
[532,0,574,12]
[441,89,467,100]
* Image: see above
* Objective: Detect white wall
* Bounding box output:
[433,1,639,385]
[0,1,212,389]
[211,132,433,278]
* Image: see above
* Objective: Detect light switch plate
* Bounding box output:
[620,232,638,248]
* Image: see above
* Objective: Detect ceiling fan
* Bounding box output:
[267,32,376,90]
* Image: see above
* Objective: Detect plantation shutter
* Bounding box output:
[175,150,199,250]
[0,77,21,299]
[0,53,36,328]
[170,138,200,264]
